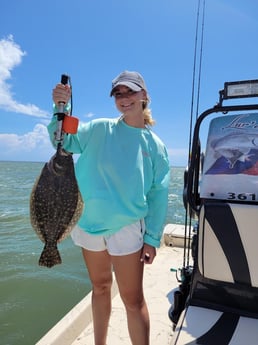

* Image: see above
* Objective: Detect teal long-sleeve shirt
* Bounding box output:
[48,116,170,247]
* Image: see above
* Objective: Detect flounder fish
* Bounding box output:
[30,145,83,268]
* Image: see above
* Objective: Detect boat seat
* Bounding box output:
[197,202,258,291]
[173,306,258,345]
[172,202,258,344]
[172,113,258,344]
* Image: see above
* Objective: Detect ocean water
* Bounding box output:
[0,161,186,345]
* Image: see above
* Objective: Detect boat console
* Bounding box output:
[171,79,258,344]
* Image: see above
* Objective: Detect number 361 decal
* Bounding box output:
[227,193,256,201]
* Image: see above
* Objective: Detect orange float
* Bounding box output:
[62,115,79,134]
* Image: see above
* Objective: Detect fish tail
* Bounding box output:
[38,243,62,268]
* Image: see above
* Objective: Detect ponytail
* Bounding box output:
[142,98,155,126]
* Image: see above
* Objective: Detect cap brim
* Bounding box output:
[110,82,142,96]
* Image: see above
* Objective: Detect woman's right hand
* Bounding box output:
[52,84,71,106]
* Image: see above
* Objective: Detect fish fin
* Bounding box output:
[38,243,62,268]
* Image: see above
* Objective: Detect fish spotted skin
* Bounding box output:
[30,146,83,268]
[39,243,61,268]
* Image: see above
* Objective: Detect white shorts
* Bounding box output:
[70,220,145,256]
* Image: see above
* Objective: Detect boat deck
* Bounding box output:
[36,225,189,345]
[73,245,184,345]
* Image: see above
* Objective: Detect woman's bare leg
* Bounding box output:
[82,248,112,345]
[112,249,150,345]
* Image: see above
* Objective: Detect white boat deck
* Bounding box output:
[36,224,190,345]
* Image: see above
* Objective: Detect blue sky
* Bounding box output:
[0,0,257,166]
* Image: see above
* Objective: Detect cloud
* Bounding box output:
[168,148,188,166]
[84,112,95,118]
[0,124,55,161]
[0,35,49,118]
[0,124,188,165]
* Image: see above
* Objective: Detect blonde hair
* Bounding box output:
[143,97,155,126]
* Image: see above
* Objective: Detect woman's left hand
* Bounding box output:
[140,244,156,264]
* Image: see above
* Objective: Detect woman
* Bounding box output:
[48,70,170,345]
